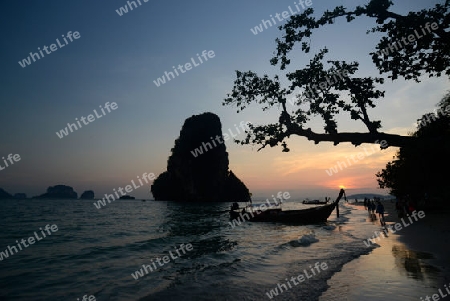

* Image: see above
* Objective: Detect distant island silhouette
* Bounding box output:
[80,190,95,200]
[0,186,142,200]
[33,185,78,199]
[151,112,251,202]
[0,186,96,200]
[346,193,390,200]
[0,188,13,199]
[13,193,27,199]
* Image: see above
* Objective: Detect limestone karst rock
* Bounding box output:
[151,112,250,202]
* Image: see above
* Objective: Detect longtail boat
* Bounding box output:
[229,189,346,224]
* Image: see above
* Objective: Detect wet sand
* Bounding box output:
[320,201,450,301]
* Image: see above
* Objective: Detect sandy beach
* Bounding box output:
[320,201,450,301]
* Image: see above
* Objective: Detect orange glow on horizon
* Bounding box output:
[230,140,396,195]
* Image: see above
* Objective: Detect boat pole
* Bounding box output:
[335,189,345,218]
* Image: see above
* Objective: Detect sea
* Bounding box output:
[0,198,392,301]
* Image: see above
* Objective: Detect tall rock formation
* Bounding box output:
[151,112,250,202]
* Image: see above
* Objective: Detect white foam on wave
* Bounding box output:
[297,233,319,246]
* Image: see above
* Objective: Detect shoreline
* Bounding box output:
[320,201,450,300]
[373,201,450,282]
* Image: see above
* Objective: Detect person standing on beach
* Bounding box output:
[376,201,385,225]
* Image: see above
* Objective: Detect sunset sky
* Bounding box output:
[1,0,448,200]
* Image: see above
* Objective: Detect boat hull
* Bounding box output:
[302,200,328,205]
[229,203,337,224]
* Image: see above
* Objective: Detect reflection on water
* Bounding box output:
[319,206,446,301]
[391,244,439,280]
[163,202,239,257]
